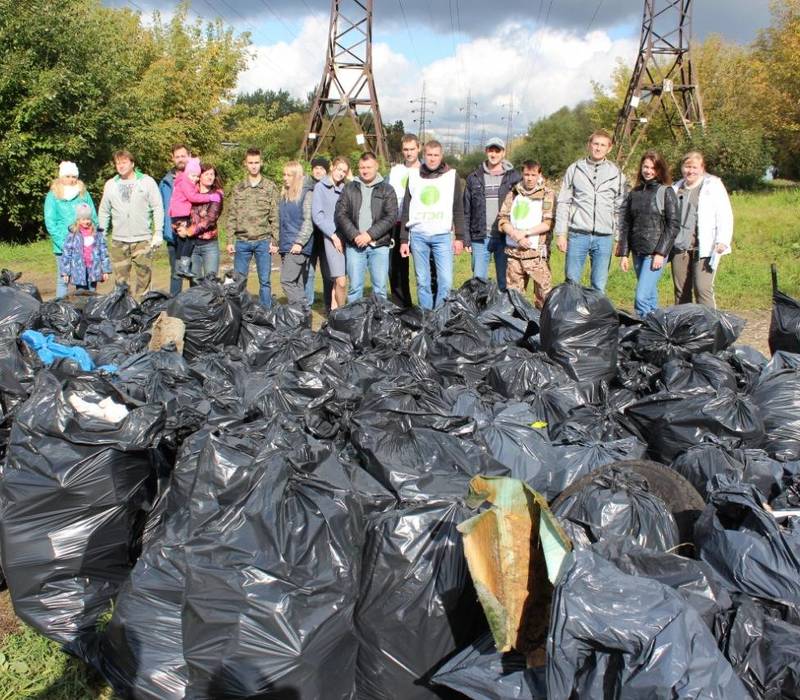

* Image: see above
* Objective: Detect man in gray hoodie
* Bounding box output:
[98,149,164,298]
[333,152,398,302]
[554,130,626,293]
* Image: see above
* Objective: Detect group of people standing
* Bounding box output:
[42,127,733,317]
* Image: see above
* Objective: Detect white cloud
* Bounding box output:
[238,19,638,150]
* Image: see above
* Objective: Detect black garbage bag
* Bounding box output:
[114,349,212,444]
[547,436,648,501]
[476,288,541,349]
[591,539,733,627]
[33,299,83,338]
[695,476,800,607]
[326,295,403,350]
[166,278,242,360]
[546,549,750,699]
[128,290,172,330]
[355,500,487,700]
[769,264,800,355]
[721,345,769,393]
[0,372,164,656]
[634,304,744,365]
[715,595,800,699]
[658,352,739,394]
[0,268,42,301]
[0,329,42,461]
[672,443,785,501]
[431,631,547,700]
[99,425,369,700]
[750,368,800,460]
[81,283,138,325]
[551,465,680,552]
[485,347,573,399]
[0,284,41,326]
[432,309,494,358]
[626,389,765,462]
[540,282,619,383]
[762,350,800,375]
[614,358,660,396]
[548,386,642,443]
[180,438,364,699]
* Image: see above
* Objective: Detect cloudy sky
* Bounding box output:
[114,0,773,149]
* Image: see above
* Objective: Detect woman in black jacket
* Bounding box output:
[616,150,680,317]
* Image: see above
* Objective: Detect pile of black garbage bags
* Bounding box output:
[1,265,800,700]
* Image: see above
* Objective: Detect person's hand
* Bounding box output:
[101,273,109,283]
[269,242,278,255]
[150,231,163,249]
[651,254,665,271]
[517,235,531,250]
[556,235,567,253]
[227,243,235,256]
[465,246,472,253]
[209,192,222,203]
[176,224,188,239]
[620,256,629,272]
[400,242,410,258]
[355,232,372,248]
[332,234,344,254]
[453,240,464,255]
[714,243,728,254]
[290,243,302,254]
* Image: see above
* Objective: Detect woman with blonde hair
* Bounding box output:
[670,150,734,308]
[44,161,98,298]
[279,161,315,308]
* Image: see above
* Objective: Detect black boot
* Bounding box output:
[177,257,195,279]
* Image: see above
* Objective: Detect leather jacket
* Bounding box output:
[617,179,680,257]
[333,178,398,248]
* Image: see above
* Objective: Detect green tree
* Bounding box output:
[511,103,596,179]
[0,0,249,238]
[236,89,306,118]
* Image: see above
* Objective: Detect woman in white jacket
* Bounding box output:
[670,151,734,308]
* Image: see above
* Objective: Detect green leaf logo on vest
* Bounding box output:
[512,198,530,220]
[420,185,440,206]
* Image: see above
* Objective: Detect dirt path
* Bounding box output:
[0,590,20,640]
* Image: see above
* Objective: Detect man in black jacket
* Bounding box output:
[334,152,398,303]
[463,137,521,291]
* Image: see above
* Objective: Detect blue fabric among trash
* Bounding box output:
[20,330,117,373]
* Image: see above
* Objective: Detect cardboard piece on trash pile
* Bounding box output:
[458,475,572,666]
[148,311,185,354]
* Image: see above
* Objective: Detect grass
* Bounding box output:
[0,626,112,700]
[0,186,798,698]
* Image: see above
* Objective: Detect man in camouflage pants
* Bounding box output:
[225,147,280,307]
[497,160,555,309]
[98,150,164,299]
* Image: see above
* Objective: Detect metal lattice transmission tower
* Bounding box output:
[410,81,436,145]
[614,0,705,167]
[502,94,520,148]
[460,90,478,155]
[302,0,388,161]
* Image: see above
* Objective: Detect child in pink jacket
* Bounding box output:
[169,157,221,278]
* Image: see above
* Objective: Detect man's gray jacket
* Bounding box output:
[554,158,626,237]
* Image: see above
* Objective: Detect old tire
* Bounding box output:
[550,459,705,547]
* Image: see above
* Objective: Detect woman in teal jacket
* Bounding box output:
[43,161,98,299]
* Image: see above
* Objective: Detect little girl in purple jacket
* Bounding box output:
[60,203,111,292]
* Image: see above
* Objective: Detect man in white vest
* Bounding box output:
[399,140,465,309]
[388,133,420,307]
[498,160,555,308]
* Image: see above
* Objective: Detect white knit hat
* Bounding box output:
[58,161,79,178]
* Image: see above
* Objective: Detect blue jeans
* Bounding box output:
[488,237,507,291]
[471,239,507,290]
[191,242,220,279]
[410,233,453,309]
[54,255,68,299]
[565,231,614,293]
[234,239,272,307]
[166,244,184,296]
[632,253,665,317]
[346,245,390,303]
